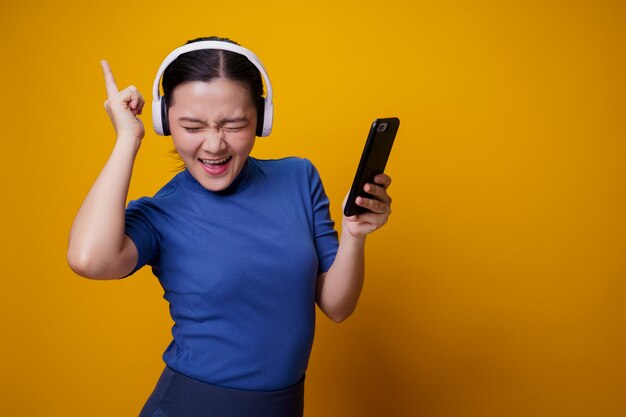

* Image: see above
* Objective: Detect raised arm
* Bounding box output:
[316,174,393,322]
[67,60,145,279]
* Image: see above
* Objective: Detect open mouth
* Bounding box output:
[199,156,233,176]
[200,156,232,167]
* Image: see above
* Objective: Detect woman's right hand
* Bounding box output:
[101,60,145,141]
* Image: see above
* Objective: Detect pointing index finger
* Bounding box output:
[100,59,119,98]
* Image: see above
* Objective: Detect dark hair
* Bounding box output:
[162,36,264,111]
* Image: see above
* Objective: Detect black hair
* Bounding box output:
[162,36,264,111]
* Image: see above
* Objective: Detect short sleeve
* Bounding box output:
[124,198,161,276]
[306,160,339,274]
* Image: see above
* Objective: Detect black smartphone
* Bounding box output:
[344,117,400,217]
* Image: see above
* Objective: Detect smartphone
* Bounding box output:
[343,117,400,217]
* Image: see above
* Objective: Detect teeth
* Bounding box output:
[202,156,231,165]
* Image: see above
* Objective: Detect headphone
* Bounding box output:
[152,41,274,137]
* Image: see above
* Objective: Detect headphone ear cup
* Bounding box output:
[255,96,265,137]
[161,97,171,136]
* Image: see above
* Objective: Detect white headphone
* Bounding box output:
[151,40,274,137]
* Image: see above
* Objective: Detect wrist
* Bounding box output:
[115,134,142,153]
[341,227,366,247]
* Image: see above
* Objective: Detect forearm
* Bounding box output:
[316,231,366,323]
[67,136,140,277]
[316,173,393,322]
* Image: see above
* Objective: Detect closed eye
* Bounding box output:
[222,120,249,131]
[223,125,246,132]
[182,122,248,133]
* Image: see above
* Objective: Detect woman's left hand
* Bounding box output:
[342,173,393,238]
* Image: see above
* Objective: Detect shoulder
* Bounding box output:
[250,156,319,180]
[251,156,313,170]
[153,171,186,199]
[126,171,185,212]
[249,157,326,203]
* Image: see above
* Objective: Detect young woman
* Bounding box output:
[67,36,392,417]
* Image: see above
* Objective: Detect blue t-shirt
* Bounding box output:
[124,157,339,391]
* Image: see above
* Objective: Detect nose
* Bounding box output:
[201,128,227,154]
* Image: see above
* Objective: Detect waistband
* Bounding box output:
[139,366,305,417]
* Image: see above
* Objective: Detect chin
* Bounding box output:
[194,163,239,192]
[193,172,233,191]
[200,179,232,192]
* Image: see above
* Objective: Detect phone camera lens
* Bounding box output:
[377,123,388,132]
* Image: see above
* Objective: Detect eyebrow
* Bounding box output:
[177,117,248,124]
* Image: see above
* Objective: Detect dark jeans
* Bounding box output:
[138,367,305,417]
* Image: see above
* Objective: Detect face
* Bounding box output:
[168,78,258,192]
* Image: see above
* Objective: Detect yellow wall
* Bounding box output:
[1,0,625,415]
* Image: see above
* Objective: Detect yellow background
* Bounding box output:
[1,0,625,416]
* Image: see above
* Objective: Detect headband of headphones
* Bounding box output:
[151,40,274,137]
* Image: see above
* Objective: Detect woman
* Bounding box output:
[67,36,392,417]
